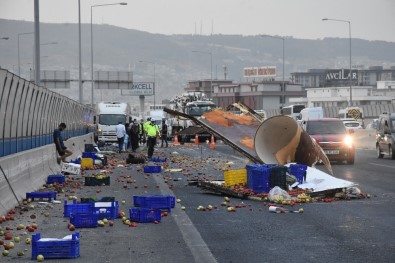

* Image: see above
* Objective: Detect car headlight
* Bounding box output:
[344,135,353,147]
[98,128,102,135]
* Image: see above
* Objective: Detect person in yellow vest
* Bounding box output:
[146,119,160,159]
[143,117,152,147]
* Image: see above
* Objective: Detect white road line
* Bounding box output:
[369,162,395,169]
[153,173,217,263]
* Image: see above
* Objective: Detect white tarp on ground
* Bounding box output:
[286,164,357,192]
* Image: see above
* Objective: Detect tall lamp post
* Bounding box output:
[192,50,213,99]
[78,0,82,103]
[18,32,34,76]
[139,60,156,108]
[261,35,285,106]
[91,2,127,107]
[322,18,352,106]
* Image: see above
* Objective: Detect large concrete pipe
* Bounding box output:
[254,115,332,174]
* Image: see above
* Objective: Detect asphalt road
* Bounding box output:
[1,141,394,263]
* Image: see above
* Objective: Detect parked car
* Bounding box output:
[303,118,355,164]
[376,112,395,159]
[342,119,363,131]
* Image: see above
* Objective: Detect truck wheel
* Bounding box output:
[377,144,383,158]
[390,145,395,160]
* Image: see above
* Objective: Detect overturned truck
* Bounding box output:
[164,103,332,174]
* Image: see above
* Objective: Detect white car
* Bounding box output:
[342,119,363,131]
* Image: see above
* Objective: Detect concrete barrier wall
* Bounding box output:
[0,133,94,216]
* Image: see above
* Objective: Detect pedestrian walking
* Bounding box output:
[53,123,73,164]
[116,121,126,152]
[144,117,152,147]
[138,119,145,145]
[130,119,139,152]
[123,123,129,151]
[160,120,168,147]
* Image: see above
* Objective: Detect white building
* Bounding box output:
[290,83,395,108]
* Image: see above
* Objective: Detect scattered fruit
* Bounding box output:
[68,224,75,231]
[37,254,44,262]
[227,207,236,212]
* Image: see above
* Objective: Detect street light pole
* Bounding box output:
[78,0,82,104]
[261,35,285,106]
[192,50,213,99]
[322,18,352,106]
[91,2,127,107]
[17,32,34,76]
[139,60,156,107]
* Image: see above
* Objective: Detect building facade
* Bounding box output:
[291,66,395,88]
[185,79,305,110]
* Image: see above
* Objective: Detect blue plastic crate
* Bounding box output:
[70,158,81,164]
[269,166,288,190]
[143,165,161,173]
[31,232,80,259]
[246,164,271,193]
[150,157,167,162]
[133,195,175,212]
[26,192,57,201]
[288,164,308,184]
[64,200,94,217]
[47,174,65,184]
[94,201,119,220]
[70,213,98,228]
[129,207,161,223]
[82,152,97,159]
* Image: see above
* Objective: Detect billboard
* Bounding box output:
[325,69,358,85]
[122,82,154,96]
[243,66,276,78]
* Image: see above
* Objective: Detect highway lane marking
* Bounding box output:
[153,173,217,263]
[368,162,395,169]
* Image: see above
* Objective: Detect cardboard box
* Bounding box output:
[61,163,81,175]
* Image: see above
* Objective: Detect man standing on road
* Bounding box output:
[137,119,144,145]
[116,121,126,153]
[130,119,140,152]
[146,119,160,159]
[53,123,73,164]
[160,119,168,147]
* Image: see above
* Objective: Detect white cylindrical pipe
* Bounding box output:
[254,115,332,174]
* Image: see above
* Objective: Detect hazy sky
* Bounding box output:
[1,0,394,42]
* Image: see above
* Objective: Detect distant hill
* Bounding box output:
[1,19,395,103]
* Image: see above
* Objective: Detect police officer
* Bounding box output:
[146,119,160,159]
